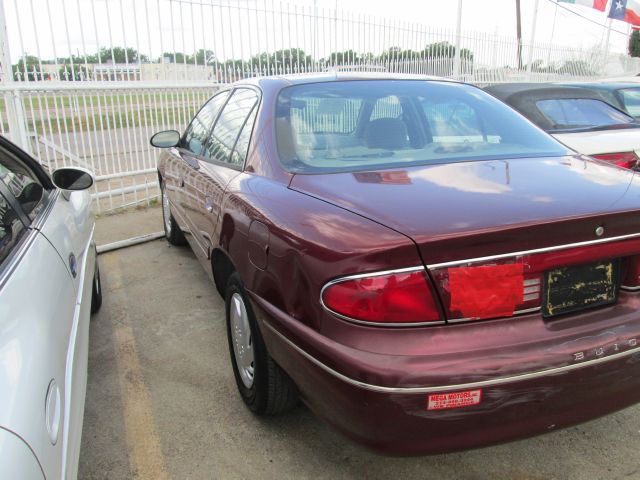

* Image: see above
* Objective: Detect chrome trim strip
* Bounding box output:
[621,285,640,292]
[30,189,60,231]
[446,307,542,324]
[319,266,446,327]
[427,232,640,269]
[263,321,640,394]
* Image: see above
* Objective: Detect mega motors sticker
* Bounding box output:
[427,389,483,410]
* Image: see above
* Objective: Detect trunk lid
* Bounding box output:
[552,127,640,157]
[289,155,640,265]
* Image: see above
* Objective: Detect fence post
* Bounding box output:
[0,0,30,152]
[453,0,463,79]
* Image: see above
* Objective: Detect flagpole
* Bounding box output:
[526,0,540,80]
[604,17,613,55]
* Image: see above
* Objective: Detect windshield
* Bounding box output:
[275,80,570,174]
[535,98,637,132]
[619,88,640,119]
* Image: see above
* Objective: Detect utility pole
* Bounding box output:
[453,0,463,79]
[526,0,540,79]
[516,0,523,70]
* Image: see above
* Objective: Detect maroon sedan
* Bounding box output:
[151,74,640,455]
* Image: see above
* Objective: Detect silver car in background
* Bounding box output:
[0,136,102,479]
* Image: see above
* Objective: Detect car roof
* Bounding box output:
[483,83,606,102]
[482,83,636,132]
[557,81,640,91]
[233,72,457,89]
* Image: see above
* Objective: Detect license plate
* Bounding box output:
[542,260,619,317]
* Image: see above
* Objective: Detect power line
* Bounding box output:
[545,0,629,35]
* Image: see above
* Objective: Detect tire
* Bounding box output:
[91,254,102,314]
[225,272,298,415]
[161,180,186,246]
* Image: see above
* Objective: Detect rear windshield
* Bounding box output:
[619,88,640,118]
[275,80,569,174]
[535,98,636,131]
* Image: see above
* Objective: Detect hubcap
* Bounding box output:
[230,293,255,388]
[162,187,172,235]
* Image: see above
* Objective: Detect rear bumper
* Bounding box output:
[251,293,640,455]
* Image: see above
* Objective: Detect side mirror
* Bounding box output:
[52,167,94,191]
[150,130,180,148]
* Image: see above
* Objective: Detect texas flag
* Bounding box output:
[609,0,640,25]
[559,0,608,11]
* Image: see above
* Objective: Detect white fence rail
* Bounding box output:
[1,0,639,210]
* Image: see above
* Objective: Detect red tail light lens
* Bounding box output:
[591,152,639,170]
[623,255,640,289]
[431,263,541,321]
[321,270,442,324]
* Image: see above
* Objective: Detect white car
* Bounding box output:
[484,83,640,169]
[0,136,101,479]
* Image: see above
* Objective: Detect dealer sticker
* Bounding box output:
[427,389,483,410]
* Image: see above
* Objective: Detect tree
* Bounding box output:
[193,49,216,65]
[98,47,147,64]
[12,55,49,81]
[249,48,312,74]
[630,30,640,58]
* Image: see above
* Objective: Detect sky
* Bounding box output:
[1,0,634,66]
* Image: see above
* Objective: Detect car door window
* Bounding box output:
[0,191,27,265]
[182,91,230,155]
[203,88,259,165]
[0,151,47,220]
[230,106,258,167]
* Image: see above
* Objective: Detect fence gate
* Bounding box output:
[1,0,639,212]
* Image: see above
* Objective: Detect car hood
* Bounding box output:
[552,128,640,156]
[289,156,640,264]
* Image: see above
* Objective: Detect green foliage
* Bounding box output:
[630,31,640,58]
[97,47,148,64]
[12,55,49,81]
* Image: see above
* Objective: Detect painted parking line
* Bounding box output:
[103,253,170,480]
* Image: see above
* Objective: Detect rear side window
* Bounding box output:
[0,152,46,220]
[230,106,258,167]
[619,88,640,118]
[535,98,636,131]
[182,91,229,155]
[0,191,27,265]
[275,80,569,174]
[204,88,259,164]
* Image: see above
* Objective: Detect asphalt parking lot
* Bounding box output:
[79,207,640,480]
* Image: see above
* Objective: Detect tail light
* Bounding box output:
[431,263,541,321]
[591,152,639,170]
[431,237,640,322]
[321,269,442,325]
[622,255,640,290]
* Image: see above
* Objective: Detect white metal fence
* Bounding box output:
[1,0,639,211]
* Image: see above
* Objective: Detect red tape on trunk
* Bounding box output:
[448,263,524,319]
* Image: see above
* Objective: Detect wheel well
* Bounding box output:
[211,249,235,298]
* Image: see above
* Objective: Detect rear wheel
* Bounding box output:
[91,255,102,314]
[161,180,186,246]
[225,272,298,415]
